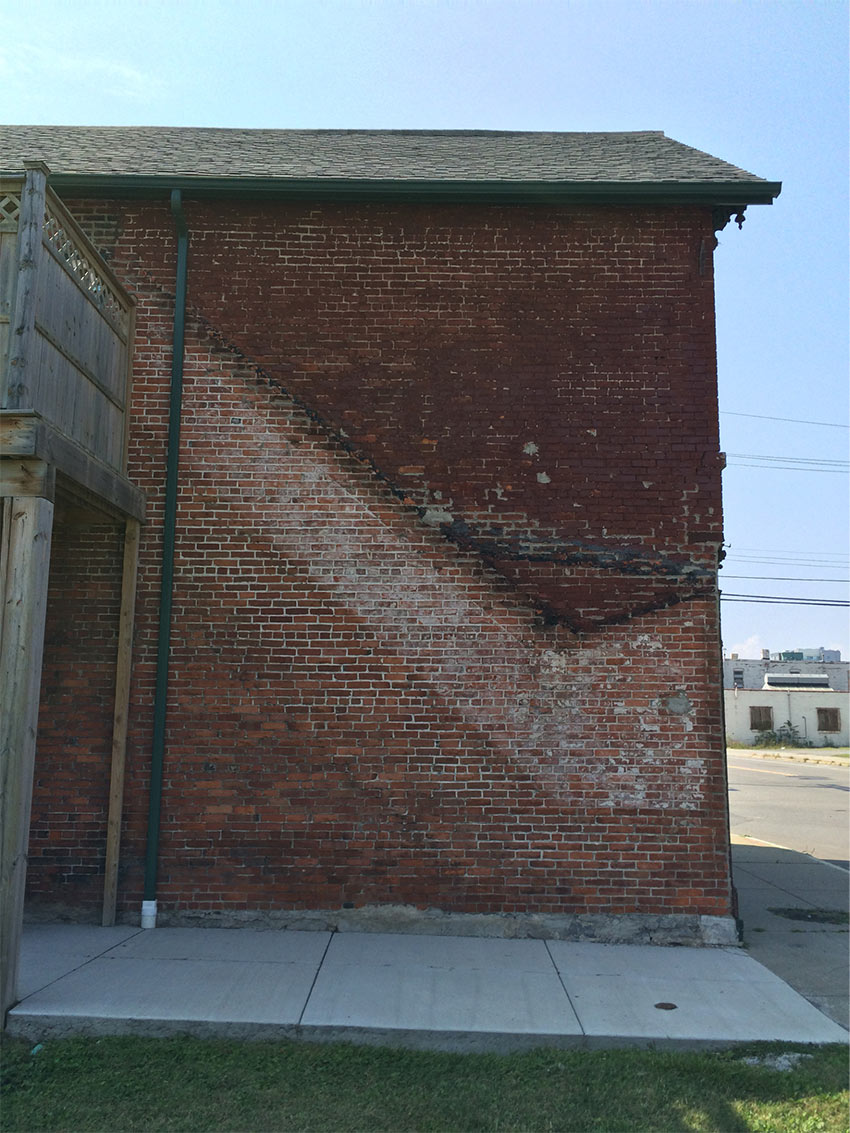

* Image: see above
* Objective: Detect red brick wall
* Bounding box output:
[27,517,123,913]
[81,199,723,628]
[26,197,731,922]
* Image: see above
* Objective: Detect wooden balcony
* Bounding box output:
[1,163,143,519]
[1,164,144,1021]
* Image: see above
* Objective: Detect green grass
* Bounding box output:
[2,1036,848,1132]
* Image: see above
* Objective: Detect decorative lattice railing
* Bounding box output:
[0,192,22,228]
[43,204,131,335]
[1,170,135,474]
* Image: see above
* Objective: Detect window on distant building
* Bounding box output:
[816,707,841,733]
[733,669,744,689]
[750,705,773,731]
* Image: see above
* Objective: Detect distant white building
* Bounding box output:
[723,646,848,747]
[770,646,842,663]
[724,686,848,747]
[723,649,848,693]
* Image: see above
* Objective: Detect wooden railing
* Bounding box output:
[1,164,135,477]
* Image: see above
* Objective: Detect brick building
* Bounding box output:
[1,128,780,954]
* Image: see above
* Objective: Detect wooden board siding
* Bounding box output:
[27,330,126,471]
[0,227,19,384]
[1,173,134,478]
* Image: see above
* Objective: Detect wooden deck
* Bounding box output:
[1,165,145,1021]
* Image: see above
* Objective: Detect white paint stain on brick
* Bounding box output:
[182,349,709,818]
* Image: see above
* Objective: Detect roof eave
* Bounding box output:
[40,173,782,206]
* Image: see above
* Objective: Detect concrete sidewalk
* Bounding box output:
[9,837,847,1052]
[731,836,849,1029]
[8,915,847,1051]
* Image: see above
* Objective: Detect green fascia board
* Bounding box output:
[41,173,781,207]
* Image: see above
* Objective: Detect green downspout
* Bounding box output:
[142,190,188,928]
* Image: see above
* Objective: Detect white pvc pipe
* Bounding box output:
[141,900,157,929]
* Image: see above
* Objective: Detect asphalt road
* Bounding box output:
[727,751,850,868]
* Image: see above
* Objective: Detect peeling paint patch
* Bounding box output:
[421,506,455,526]
[536,471,551,484]
[523,441,539,455]
[664,691,694,716]
[540,649,570,674]
[635,634,663,650]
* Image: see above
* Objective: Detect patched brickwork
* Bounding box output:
[26,196,732,925]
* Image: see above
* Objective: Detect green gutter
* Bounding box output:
[141,189,188,929]
[44,173,781,207]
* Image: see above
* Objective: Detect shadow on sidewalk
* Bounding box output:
[731,839,849,1031]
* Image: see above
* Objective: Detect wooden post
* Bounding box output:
[102,517,140,926]
[120,305,137,474]
[2,164,47,412]
[0,495,53,1022]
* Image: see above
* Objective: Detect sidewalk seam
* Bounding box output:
[544,940,585,1038]
[297,930,334,1025]
[14,926,145,1006]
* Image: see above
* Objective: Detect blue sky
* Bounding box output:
[5,0,848,657]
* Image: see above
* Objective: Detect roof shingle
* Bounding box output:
[0,126,779,203]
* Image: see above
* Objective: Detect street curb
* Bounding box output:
[730,834,849,875]
[727,748,849,768]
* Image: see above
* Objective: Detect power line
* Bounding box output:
[726,554,848,562]
[726,545,848,556]
[720,593,849,607]
[725,452,849,474]
[725,541,850,555]
[722,575,850,583]
[727,453,849,465]
[726,556,850,568]
[726,463,848,474]
[721,411,850,429]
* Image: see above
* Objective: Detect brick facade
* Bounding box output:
[29,519,123,908]
[26,197,732,930]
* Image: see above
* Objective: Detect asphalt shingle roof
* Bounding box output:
[0,126,779,203]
